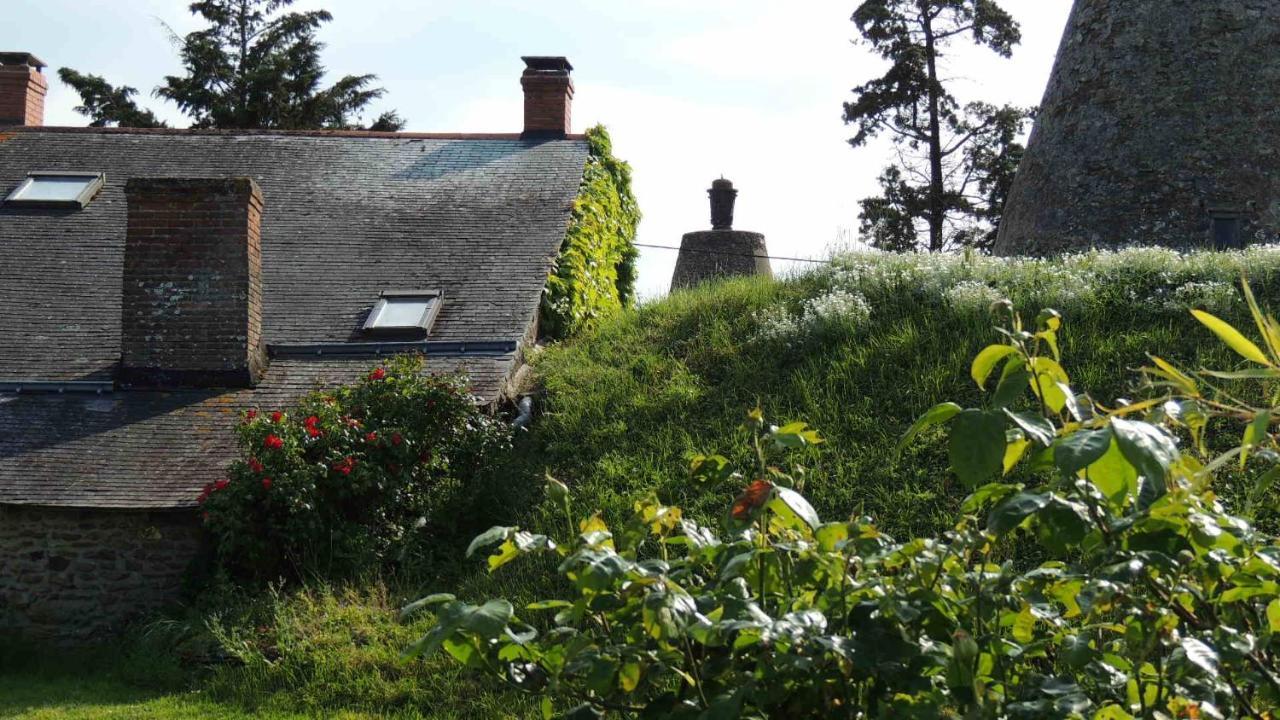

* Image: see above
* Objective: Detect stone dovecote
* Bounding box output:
[671,178,772,290]
[996,0,1280,255]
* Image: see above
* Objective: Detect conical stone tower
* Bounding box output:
[995,0,1280,256]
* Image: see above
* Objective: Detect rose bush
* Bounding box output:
[202,355,511,580]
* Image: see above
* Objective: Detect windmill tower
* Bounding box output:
[995,0,1280,256]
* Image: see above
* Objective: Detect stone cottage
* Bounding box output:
[0,52,587,640]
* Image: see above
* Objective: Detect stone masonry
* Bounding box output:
[672,178,772,290]
[996,0,1280,255]
[0,505,201,642]
[121,177,267,388]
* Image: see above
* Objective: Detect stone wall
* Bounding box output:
[0,505,202,642]
[995,0,1280,256]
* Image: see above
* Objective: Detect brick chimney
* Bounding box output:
[521,56,573,138]
[120,178,268,388]
[0,52,48,127]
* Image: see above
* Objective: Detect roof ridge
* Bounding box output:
[0,126,587,141]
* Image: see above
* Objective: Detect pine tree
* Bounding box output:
[845,0,1029,252]
[56,69,167,128]
[59,0,402,130]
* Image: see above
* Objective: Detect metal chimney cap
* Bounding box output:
[521,56,573,74]
[0,52,47,69]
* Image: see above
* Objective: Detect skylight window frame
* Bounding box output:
[362,290,443,334]
[3,171,106,209]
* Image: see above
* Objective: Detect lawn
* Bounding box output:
[8,246,1280,717]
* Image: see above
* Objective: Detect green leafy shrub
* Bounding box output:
[202,355,511,580]
[407,284,1280,718]
[540,125,641,340]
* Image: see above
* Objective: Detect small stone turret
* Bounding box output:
[671,178,771,290]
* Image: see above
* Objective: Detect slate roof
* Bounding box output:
[0,126,589,509]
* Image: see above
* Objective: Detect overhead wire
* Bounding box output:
[632,242,833,265]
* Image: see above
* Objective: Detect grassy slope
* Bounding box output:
[526,249,1280,540]
[9,247,1280,718]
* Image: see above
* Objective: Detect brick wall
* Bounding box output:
[521,74,573,138]
[0,65,46,127]
[121,177,267,387]
[0,505,202,642]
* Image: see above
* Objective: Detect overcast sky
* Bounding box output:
[6,0,1074,299]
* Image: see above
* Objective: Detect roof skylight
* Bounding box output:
[363,290,442,333]
[4,172,105,208]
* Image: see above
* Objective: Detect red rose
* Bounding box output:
[245,409,258,421]
[391,433,403,446]
[248,457,264,473]
[262,477,273,490]
[369,367,386,381]
[333,456,356,475]
[305,415,319,426]
[214,478,231,491]
[197,483,214,503]
[307,425,322,439]
[264,434,284,450]
[365,431,378,443]
[271,411,284,423]
[731,480,774,521]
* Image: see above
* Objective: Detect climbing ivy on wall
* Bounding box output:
[540,125,641,340]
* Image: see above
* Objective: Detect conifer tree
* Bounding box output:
[59,0,402,130]
[845,0,1029,252]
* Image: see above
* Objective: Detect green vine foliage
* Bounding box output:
[541,125,641,341]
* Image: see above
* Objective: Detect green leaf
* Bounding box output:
[1028,357,1071,413]
[1242,409,1272,469]
[770,421,823,449]
[961,483,1020,513]
[1003,437,1031,474]
[526,600,573,611]
[972,344,1018,388]
[989,491,1051,535]
[1192,309,1272,366]
[991,357,1032,409]
[1180,637,1220,678]
[949,410,1007,488]
[618,661,642,693]
[768,486,821,530]
[899,402,963,450]
[1111,418,1178,487]
[1055,428,1113,476]
[1087,440,1139,505]
[1093,706,1135,720]
[400,593,456,619]
[541,696,554,720]
[1267,599,1280,633]
[1012,603,1035,643]
[466,526,513,558]
[1004,410,1056,446]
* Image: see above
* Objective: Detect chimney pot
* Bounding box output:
[120,178,268,388]
[521,56,573,138]
[0,52,48,127]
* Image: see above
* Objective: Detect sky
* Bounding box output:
[5,0,1074,299]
